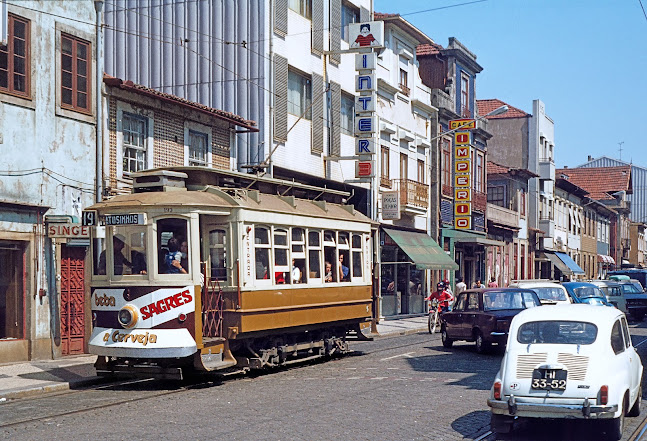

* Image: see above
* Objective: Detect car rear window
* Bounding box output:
[529,287,568,302]
[484,290,540,311]
[517,321,598,345]
[572,286,605,299]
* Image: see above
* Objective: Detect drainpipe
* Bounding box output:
[94,0,104,202]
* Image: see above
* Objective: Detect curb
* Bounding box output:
[371,326,428,338]
[0,376,106,401]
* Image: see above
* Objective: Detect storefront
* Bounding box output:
[538,251,585,281]
[441,229,504,289]
[379,227,458,317]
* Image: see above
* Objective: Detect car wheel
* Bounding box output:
[628,385,642,417]
[607,398,626,441]
[441,327,454,348]
[475,330,490,354]
[490,414,513,434]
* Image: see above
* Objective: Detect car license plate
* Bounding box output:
[531,369,567,390]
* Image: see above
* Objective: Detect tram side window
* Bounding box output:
[274,229,289,284]
[291,228,306,283]
[97,226,147,276]
[157,218,189,275]
[209,228,227,281]
[308,230,321,280]
[338,232,350,282]
[352,234,363,278]
[323,230,338,282]
[255,226,270,280]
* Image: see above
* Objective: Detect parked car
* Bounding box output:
[587,280,627,312]
[608,269,647,290]
[562,282,614,307]
[508,280,571,305]
[488,304,642,440]
[440,288,541,353]
[615,280,647,321]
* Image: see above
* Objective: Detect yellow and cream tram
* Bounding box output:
[87,168,375,379]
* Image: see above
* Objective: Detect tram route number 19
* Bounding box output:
[82,210,98,226]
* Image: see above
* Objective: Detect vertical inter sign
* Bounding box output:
[450,122,476,230]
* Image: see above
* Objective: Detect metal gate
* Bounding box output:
[60,246,86,355]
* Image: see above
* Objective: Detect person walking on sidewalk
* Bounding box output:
[455,276,467,296]
[488,277,498,288]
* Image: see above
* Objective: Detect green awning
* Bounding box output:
[384,228,459,270]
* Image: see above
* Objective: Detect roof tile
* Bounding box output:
[556,166,632,200]
[476,99,529,119]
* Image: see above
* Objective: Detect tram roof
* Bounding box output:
[88,187,375,224]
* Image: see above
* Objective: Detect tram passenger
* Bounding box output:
[292,259,302,283]
[339,254,350,282]
[324,261,333,282]
[180,240,188,272]
[98,234,132,275]
[165,237,187,274]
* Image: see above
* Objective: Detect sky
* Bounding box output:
[373,0,647,169]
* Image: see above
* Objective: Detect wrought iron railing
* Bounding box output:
[393,179,428,209]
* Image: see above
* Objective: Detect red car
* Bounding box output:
[441,288,541,353]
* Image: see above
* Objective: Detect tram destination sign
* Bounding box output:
[104,213,146,226]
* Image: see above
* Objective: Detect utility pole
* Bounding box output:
[618,141,624,161]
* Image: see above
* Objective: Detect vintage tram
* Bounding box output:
[87,168,375,379]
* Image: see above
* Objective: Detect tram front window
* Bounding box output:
[157,218,189,275]
[96,226,147,276]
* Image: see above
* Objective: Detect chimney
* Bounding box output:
[588,155,593,161]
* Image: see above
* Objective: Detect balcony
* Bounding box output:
[538,157,556,181]
[431,88,454,112]
[399,83,410,97]
[538,216,555,238]
[487,203,520,229]
[392,179,429,214]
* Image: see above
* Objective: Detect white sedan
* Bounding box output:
[487,304,642,440]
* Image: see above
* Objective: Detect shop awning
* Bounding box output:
[444,229,505,247]
[384,228,459,270]
[597,254,615,264]
[554,252,585,275]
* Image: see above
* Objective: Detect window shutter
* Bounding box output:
[311,73,324,154]
[360,6,370,23]
[329,0,341,65]
[330,81,341,157]
[274,0,288,36]
[311,0,324,55]
[273,54,288,143]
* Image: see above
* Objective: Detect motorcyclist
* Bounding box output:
[426,281,454,313]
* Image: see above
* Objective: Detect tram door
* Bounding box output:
[60,246,86,355]
[202,221,228,339]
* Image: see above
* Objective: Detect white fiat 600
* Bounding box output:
[488,304,643,440]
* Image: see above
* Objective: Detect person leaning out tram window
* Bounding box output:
[165,237,187,274]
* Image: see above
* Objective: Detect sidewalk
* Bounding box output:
[0,315,429,401]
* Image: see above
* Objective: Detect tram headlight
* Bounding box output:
[118,304,139,329]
